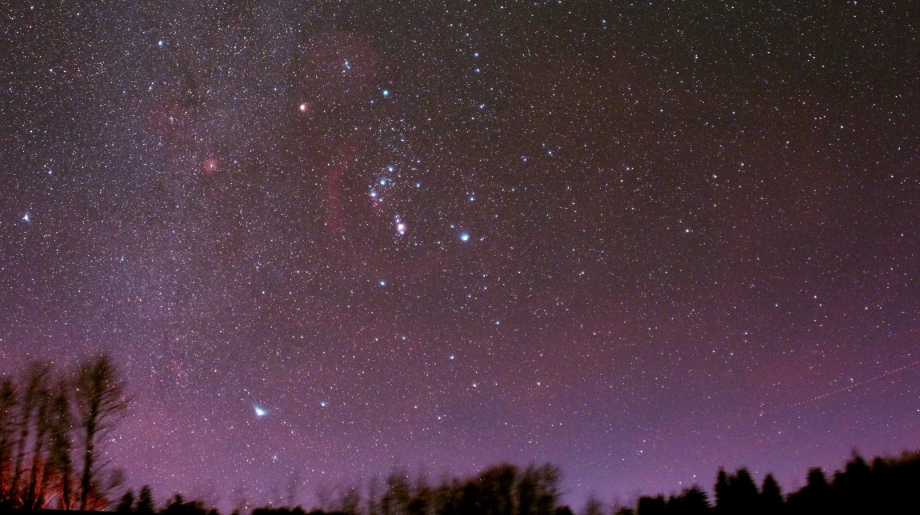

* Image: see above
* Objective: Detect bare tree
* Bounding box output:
[74,355,129,510]
[382,470,412,515]
[46,380,74,509]
[0,377,18,502]
[6,362,52,508]
[282,470,302,508]
[24,364,53,509]
[517,464,561,515]
[336,481,362,515]
[9,364,45,505]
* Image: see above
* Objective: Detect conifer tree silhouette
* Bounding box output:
[760,474,782,514]
[730,468,759,514]
[666,486,710,515]
[788,468,830,514]
[136,485,156,515]
[117,489,136,513]
[636,494,665,515]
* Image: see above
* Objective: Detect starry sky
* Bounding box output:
[1,1,918,511]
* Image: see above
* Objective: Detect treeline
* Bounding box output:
[4,357,919,515]
[112,452,920,515]
[116,464,570,515]
[614,451,920,515]
[0,356,129,511]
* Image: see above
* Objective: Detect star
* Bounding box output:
[202,157,219,175]
[4,4,916,512]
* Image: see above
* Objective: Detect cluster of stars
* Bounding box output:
[2,2,918,513]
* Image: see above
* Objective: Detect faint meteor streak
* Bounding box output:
[790,359,919,408]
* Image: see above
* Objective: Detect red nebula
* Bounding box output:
[202,157,220,175]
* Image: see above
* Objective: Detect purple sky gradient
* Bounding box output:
[2,2,918,512]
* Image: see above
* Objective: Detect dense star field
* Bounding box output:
[1,1,918,511]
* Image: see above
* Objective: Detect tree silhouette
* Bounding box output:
[0,377,18,502]
[759,474,782,514]
[74,354,130,510]
[136,484,156,515]
[793,467,830,514]
[476,464,518,515]
[381,470,412,515]
[4,359,920,515]
[337,483,361,515]
[516,464,561,515]
[117,489,136,513]
[24,364,53,509]
[713,469,729,514]
[581,495,605,515]
[635,494,665,515]
[731,468,759,514]
[161,493,219,515]
[830,453,870,515]
[46,380,74,509]
[714,467,758,515]
[407,474,431,515]
[667,486,710,515]
[10,363,48,505]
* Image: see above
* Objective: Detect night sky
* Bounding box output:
[2,1,918,512]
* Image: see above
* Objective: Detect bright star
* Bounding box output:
[203,157,219,174]
[382,89,390,97]
[460,233,470,242]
